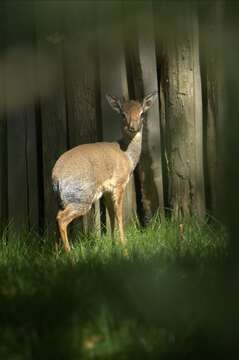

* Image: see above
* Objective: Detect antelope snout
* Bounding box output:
[128,121,141,133]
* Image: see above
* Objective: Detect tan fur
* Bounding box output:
[52,93,157,252]
[52,142,131,251]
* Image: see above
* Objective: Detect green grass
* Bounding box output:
[0,217,237,359]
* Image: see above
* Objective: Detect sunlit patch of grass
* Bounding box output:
[67,215,228,265]
[0,217,232,359]
[0,216,227,267]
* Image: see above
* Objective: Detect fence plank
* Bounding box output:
[4,1,39,229]
[98,1,136,228]
[35,1,68,228]
[124,1,164,222]
[63,1,101,236]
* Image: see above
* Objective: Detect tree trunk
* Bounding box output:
[5,1,39,230]
[35,1,68,228]
[223,0,239,264]
[0,1,7,231]
[98,1,136,230]
[63,1,101,236]
[199,1,225,220]
[124,0,164,223]
[158,2,205,219]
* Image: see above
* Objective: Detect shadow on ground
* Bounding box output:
[0,253,238,359]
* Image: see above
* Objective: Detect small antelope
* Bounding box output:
[52,92,158,251]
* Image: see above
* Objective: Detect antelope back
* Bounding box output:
[52,142,131,208]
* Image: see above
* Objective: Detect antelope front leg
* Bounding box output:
[113,189,126,245]
[104,193,115,240]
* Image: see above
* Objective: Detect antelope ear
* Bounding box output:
[142,92,158,112]
[106,94,122,114]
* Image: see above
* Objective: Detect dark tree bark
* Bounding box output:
[223,0,239,264]
[5,1,39,230]
[98,1,136,228]
[124,0,164,223]
[157,2,205,219]
[0,1,7,231]
[199,0,225,220]
[63,1,100,235]
[35,1,67,228]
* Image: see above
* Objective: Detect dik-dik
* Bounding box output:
[52,92,158,251]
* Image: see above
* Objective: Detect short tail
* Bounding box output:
[52,177,62,208]
[52,176,59,193]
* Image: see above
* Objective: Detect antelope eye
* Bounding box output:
[140,113,145,121]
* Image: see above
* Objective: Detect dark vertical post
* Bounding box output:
[5,1,39,230]
[35,1,67,228]
[156,1,205,219]
[199,0,225,220]
[98,1,136,229]
[63,1,100,235]
[223,0,239,264]
[124,0,164,222]
[0,1,7,232]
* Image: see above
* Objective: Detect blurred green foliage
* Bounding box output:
[0,218,236,359]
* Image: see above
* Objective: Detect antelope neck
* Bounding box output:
[118,128,143,171]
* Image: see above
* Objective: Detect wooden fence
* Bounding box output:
[0,1,224,233]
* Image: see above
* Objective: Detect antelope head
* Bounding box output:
[106,92,158,138]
